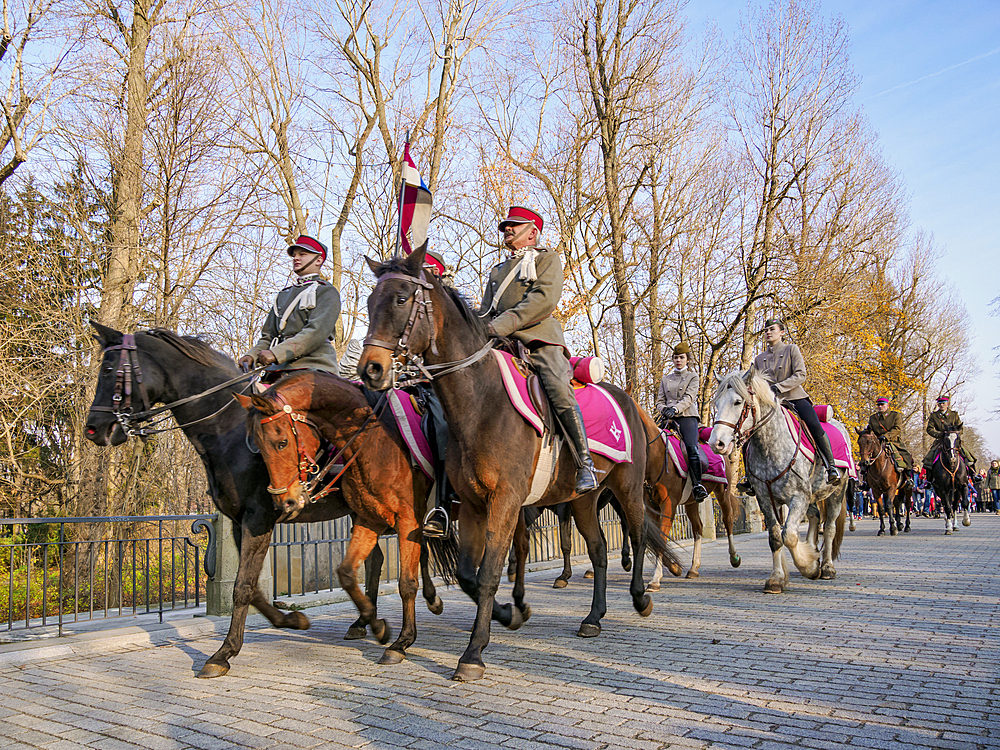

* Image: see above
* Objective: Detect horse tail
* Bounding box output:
[832,485,847,561]
[424,529,460,585]
[643,507,683,571]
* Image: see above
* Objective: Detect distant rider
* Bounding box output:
[922,395,977,476]
[655,341,708,502]
[866,397,914,490]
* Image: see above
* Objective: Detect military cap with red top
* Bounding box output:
[498,206,543,232]
[424,249,446,276]
[286,235,327,264]
[936,395,950,403]
[876,397,889,404]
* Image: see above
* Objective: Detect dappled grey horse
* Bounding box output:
[709,370,846,594]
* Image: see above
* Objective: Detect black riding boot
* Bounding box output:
[559,403,599,493]
[422,460,451,538]
[736,444,755,495]
[686,447,709,502]
[813,431,841,485]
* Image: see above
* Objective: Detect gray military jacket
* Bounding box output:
[655,369,699,418]
[248,275,341,373]
[478,248,567,351]
[753,341,808,401]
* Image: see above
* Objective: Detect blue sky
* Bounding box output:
[686,0,1000,454]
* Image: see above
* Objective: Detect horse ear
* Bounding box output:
[90,320,122,347]
[403,244,426,276]
[742,366,756,385]
[855,426,863,435]
[364,255,382,276]
[250,393,274,413]
[234,393,253,410]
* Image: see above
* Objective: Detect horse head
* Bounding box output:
[236,389,321,521]
[709,369,774,456]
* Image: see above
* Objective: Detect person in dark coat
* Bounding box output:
[867,397,914,488]
[923,395,977,475]
[655,341,708,502]
[478,206,598,493]
[239,235,341,381]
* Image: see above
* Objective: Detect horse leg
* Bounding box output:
[346,543,384,639]
[199,517,278,678]
[783,495,821,580]
[511,510,532,620]
[507,541,517,583]
[609,496,632,572]
[647,556,663,592]
[888,487,898,536]
[651,480,683,578]
[718,483,741,568]
[819,487,843,579]
[336,521,393,647]
[453,498,521,681]
[686,502,703,579]
[419,541,443,615]
[765,521,787,594]
[961,484,972,527]
[570,495,609,636]
[454,501,521,632]
[379,514,423,665]
[554,503,574,587]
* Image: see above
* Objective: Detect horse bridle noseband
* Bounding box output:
[712,383,777,450]
[90,335,153,437]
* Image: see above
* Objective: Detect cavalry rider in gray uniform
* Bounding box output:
[478,206,599,494]
[867,396,914,489]
[239,235,341,380]
[655,341,708,502]
[737,318,840,494]
[923,395,978,476]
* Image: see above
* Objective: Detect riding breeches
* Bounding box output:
[787,397,835,465]
[529,344,577,413]
[674,416,700,455]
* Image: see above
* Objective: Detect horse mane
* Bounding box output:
[715,369,777,408]
[372,256,489,340]
[141,329,235,370]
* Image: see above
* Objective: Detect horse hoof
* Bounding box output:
[849,520,856,532]
[378,649,405,665]
[731,554,741,568]
[820,567,837,580]
[944,529,953,535]
[876,529,884,537]
[372,619,392,645]
[507,573,516,583]
[577,623,601,638]
[635,595,653,617]
[197,661,230,679]
[344,626,367,640]
[763,581,783,594]
[685,570,700,579]
[505,605,524,631]
[890,528,898,536]
[553,578,568,589]
[962,518,971,527]
[427,596,444,616]
[287,611,311,630]
[904,526,911,533]
[667,563,683,577]
[518,604,532,622]
[452,663,486,681]
[584,570,594,579]
[622,558,632,572]
[646,581,660,592]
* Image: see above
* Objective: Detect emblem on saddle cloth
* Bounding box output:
[490,350,632,464]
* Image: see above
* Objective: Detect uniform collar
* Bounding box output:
[291,273,321,287]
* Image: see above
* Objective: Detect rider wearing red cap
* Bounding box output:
[866,396,914,489]
[923,395,978,475]
[478,206,599,494]
[239,235,341,379]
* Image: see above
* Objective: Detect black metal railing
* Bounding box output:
[0,515,215,636]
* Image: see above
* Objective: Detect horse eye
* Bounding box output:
[278,439,288,450]
[395,295,408,306]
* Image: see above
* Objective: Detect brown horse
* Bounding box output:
[638,408,742,589]
[236,372,442,664]
[358,248,678,681]
[857,429,911,536]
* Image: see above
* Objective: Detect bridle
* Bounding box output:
[364,270,494,387]
[90,333,261,438]
[257,391,388,504]
[712,382,777,451]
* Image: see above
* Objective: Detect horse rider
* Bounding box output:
[737,318,840,494]
[866,396,914,490]
[922,395,978,476]
[655,341,709,502]
[478,206,599,494]
[238,235,341,382]
[412,249,456,537]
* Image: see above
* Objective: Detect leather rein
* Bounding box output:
[258,390,389,504]
[363,270,494,386]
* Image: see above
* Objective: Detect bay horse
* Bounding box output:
[856,429,911,536]
[638,408,742,590]
[929,430,971,534]
[84,324,440,677]
[358,247,677,681]
[709,370,846,593]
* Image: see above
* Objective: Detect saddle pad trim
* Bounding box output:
[492,350,545,435]
[661,433,728,485]
[387,390,435,480]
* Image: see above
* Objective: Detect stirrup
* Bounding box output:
[692,483,709,503]
[575,463,599,493]
[826,466,841,485]
[422,507,449,538]
[736,477,755,496]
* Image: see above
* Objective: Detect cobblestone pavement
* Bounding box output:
[2,514,998,750]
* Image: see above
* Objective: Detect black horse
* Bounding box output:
[929,429,971,535]
[84,323,440,676]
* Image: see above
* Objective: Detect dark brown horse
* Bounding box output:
[857,429,911,536]
[84,324,440,677]
[638,408,742,589]
[236,373,443,663]
[358,248,677,681]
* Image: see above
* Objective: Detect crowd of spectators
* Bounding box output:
[849,461,1000,519]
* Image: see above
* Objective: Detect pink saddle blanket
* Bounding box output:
[386,389,435,480]
[783,407,857,479]
[664,434,728,485]
[492,350,632,463]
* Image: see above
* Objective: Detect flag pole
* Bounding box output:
[392,130,410,259]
